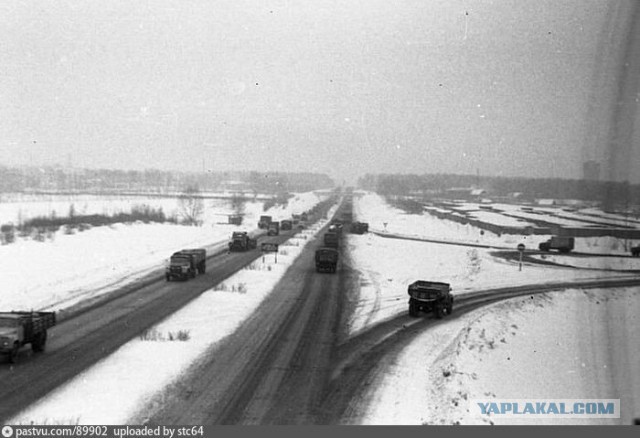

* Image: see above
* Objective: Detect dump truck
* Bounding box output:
[267,221,280,236]
[315,248,339,273]
[258,215,272,229]
[324,231,339,248]
[228,231,257,252]
[408,281,453,318]
[538,236,575,253]
[0,311,56,363]
[166,248,207,281]
[281,220,293,231]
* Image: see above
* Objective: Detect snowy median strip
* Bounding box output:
[9,216,335,425]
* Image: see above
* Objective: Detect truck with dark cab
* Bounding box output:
[258,215,272,229]
[538,236,575,253]
[315,248,339,273]
[407,280,453,318]
[0,311,56,363]
[351,222,369,234]
[324,231,339,248]
[166,248,206,281]
[281,220,293,231]
[228,231,258,252]
[267,221,280,236]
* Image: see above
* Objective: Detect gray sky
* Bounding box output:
[0,0,636,184]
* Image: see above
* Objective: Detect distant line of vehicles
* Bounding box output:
[3,199,341,365]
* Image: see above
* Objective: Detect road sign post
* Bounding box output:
[261,242,279,264]
[517,243,525,271]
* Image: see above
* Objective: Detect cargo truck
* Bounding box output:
[538,236,575,253]
[267,221,280,236]
[315,248,339,273]
[0,311,56,363]
[258,215,272,229]
[324,231,339,248]
[166,248,206,281]
[228,231,258,252]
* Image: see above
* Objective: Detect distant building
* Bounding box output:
[583,161,600,181]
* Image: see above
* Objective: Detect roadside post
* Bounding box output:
[261,242,279,264]
[517,243,525,271]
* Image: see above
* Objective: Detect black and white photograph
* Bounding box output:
[1,0,639,428]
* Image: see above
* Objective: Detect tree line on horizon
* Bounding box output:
[0,166,335,195]
[357,173,640,210]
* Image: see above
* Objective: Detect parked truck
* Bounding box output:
[258,215,272,229]
[166,248,207,281]
[350,222,369,234]
[267,221,280,236]
[228,231,258,252]
[407,281,453,318]
[631,245,640,257]
[315,248,339,273]
[538,236,575,253]
[0,311,56,363]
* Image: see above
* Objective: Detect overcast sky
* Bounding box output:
[1,0,637,184]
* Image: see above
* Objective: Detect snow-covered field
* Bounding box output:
[355,192,640,255]
[0,191,327,312]
[436,201,640,231]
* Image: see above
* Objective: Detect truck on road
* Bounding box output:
[267,221,280,236]
[0,311,56,363]
[258,215,273,229]
[228,231,258,252]
[631,245,640,257]
[407,281,453,318]
[166,248,207,281]
[538,236,575,253]
[281,220,293,231]
[324,231,339,248]
[315,248,339,273]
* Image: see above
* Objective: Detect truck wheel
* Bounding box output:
[409,301,419,317]
[446,302,453,315]
[435,304,445,319]
[9,343,19,363]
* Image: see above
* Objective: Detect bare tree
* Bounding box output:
[178,185,204,226]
